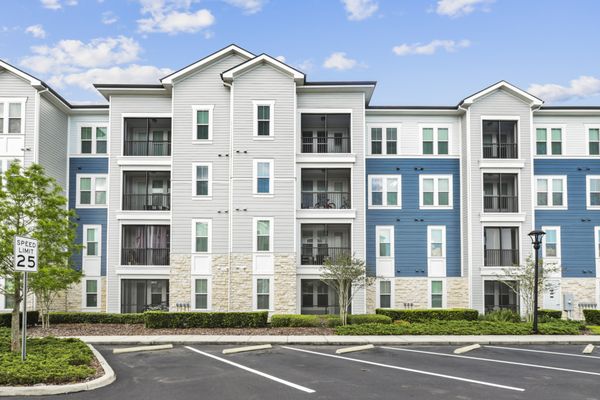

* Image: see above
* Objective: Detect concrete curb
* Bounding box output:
[0,344,116,397]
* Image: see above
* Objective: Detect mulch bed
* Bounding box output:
[28,324,335,337]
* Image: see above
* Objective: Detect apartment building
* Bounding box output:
[1,45,599,318]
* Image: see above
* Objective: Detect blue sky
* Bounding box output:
[1,0,600,106]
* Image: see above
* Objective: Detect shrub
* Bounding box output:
[537,320,584,335]
[375,308,479,323]
[49,312,145,325]
[583,309,600,325]
[348,314,392,325]
[538,309,562,321]
[270,314,341,328]
[480,310,521,323]
[144,311,269,329]
[0,311,39,328]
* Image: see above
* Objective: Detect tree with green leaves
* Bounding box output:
[321,255,374,325]
[29,266,82,328]
[0,162,81,352]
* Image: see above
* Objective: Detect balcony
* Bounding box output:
[482,120,518,159]
[484,249,520,266]
[301,113,351,154]
[483,173,518,212]
[300,224,351,265]
[122,171,170,211]
[482,143,518,159]
[301,169,351,209]
[484,227,519,266]
[124,117,171,156]
[121,225,170,266]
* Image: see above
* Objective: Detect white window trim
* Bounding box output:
[541,226,561,260]
[376,279,395,309]
[586,124,600,156]
[253,159,274,196]
[367,124,401,156]
[534,124,565,156]
[191,105,214,142]
[253,100,275,138]
[191,276,212,311]
[191,219,212,254]
[253,217,274,253]
[192,162,212,199]
[428,278,447,309]
[419,124,452,156]
[586,175,600,210]
[77,123,109,155]
[419,174,453,209]
[253,275,274,311]
[368,175,402,209]
[82,278,100,310]
[535,175,568,210]
[83,224,102,259]
[375,225,395,258]
[76,174,108,208]
[0,98,26,135]
[427,225,446,258]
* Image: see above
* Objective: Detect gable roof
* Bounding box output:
[459,80,543,108]
[221,53,305,84]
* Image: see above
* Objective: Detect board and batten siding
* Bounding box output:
[38,96,68,191]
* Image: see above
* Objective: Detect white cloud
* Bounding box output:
[342,0,378,21]
[435,0,493,17]
[49,64,173,90]
[137,0,215,34]
[25,25,46,39]
[392,39,471,56]
[297,59,314,72]
[101,11,118,25]
[323,52,358,71]
[275,55,286,63]
[528,76,600,103]
[223,0,266,14]
[40,0,77,10]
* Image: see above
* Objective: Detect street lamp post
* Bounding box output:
[528,230,545,334]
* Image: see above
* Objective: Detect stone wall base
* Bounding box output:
[561,278,598,321]
[49,277,107,313]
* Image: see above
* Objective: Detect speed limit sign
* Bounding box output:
[14,236,38,272]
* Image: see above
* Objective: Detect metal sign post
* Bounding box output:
[14,236,38,362]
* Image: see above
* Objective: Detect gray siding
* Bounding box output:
[533,114,600,156]
[38,96,68,191]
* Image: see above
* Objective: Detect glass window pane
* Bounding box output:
[86,229,96,243]
[196,166,208,180]
[257,236,270,251]
[537,192,548,206]
[380,295,391,308]
[431,280,443,294]
[371,142,382,154]
[589,142,600,155]
[423,128,433,141]
[551,128,562,141]
[380,281,391,295]
[546,229,557,243]
[195,279,207,293]
[258,121,270,136]
[86,280,97,292]
[536,142,547,155]
[551,142,562,155]
[257,220,270,235]
[95,191,106,204]
[379,243,391,257]
[431,295,442,308]
[96,141,107,154]
[8,119,21,133]
[431,229,442,243]
[95,177,106,191]
[196,222,208,237]
[386,127,397,140]
[386,142,397,154]
[552,179,563,192]
[371,177,383,192]
[536,128,547,141]
[437,141,448,155]
[552,192,563,206]
[422,142,434,155]
[81,141,92,154]
[423,192,434,206]
[195,294,207,309]
[81,127,92,140]
[372,192,382,205]
[86,242,97,256]
[257,162,270,177]
[438,178,449,192]
[423,179,434,192]
[9,103,21,118]
[371,128,382,140]
[197,110,209,124]
[546,244,557,257]
[258,105,270,120]
[196,237,208,252]
[80,177,91,190]
[196,181,208,196]
[86,294,98,307]
[387,178,398,192]
[537,179,548,192]
[438,128,448,140]
[438,192,449,205]
[591,179,600,192]
[96,127,107,139]
[592,193,600,206]
[257,279,269,293]
[0,103,3,118]
[590,128,600,141]
[387,192,397,205]
[257,178,270,193]
[197,125,209,140]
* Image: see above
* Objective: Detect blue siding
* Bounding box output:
[535,159,600,278]
[68,158,108,276]
[366,158,461,277]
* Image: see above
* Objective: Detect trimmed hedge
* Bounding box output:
[144,311,269,329]
[583,309,600,325]
[538,309,562,320]
[480,310,521,323]
[49,312,145,325]
[270,314,392,328]
[376,308,479,323]
[348,314,392,325]
[0,311,39,328]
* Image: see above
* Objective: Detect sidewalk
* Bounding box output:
[75,335,600,346]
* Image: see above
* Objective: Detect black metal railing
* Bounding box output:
[121,248,170,266]
[123,194,170,211]
[124,140,171,156]
[482,143,518,159]
[301,136,351,153]
[300,246,351,265]
[300,306,341,315]
[484,195,518,212]
[484,249,520,266]
[485,304,518,313]
[301,191,351,209]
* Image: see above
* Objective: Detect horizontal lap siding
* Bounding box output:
[533,115,600,156]
[38,97,68,190]
[68,114,109,156]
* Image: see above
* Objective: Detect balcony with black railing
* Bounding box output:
[483,195,519,212]
[482,120,518,159]
[482,143,518,159]
[484,249,520,266]
[123,193,170,211]
[124,117,171,156]
[301,113,351,154]
[121,248,170,266]
[123,171,170,211]
[300,246,351,265]
[301,134,351,154]
[301,191,351,209]
[124,140,171,156]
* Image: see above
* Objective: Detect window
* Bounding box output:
[0,100,24,134]
[368,175,401,208]
[536,127,563,155]
[85,226,100,256]
[77,175,107,207]
[376,226,394,257]
[371,128,382,154]
[254,101,274,137]
[421,126,449,155]
[1,278,14,310]
[193,163,212,197]
[386,128,397,154]
[253,160,273,195]
[587,176,600,209]
[589,127,600,155]
[85,280,98,308]
[428,226,445,257]
[194,278,209,310]
[420,175,452,208]
[379,280,392,308]
[369,125,400,155]
[193,220,210,253]
[431,280,443,308]
[536,176,566,208]
[192,105,213,140]
[81,127,92,153]
[255,278,271,310]
[254,218,273,252]
[543,227,560,259]
[79,125,108,154]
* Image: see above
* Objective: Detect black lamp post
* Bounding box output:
[528,230,545,334]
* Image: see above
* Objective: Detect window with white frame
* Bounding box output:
[420,175,452,208]
[536,127,562,155]
[255,278,271,310]
[193,163,212,197]
[369,126,399,155]
[379,280,392,308]
[430,280,443,308]
[85,226,100,256]
[587,176,600,209]
[77,175,107,207]
[80,125,108,154]
[536,176,567,208]
[0,100,24,134]
[85,279,98,308]
[386,127,398,154]
[193,220,211,253]
[193,106,213,140]
[428,226,446,258]
[1,278,14,309]
[254,218,273,252]
[370,127,382,154]
[194,278,209,310]
[376,226,394,257]
[543,227,561,258]
[589,127,600,155]
[254,101,274,137]
[422,126,449,155]
[253,160,273,195]
[369,175,401,208]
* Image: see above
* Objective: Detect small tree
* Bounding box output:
[0,163,80,352]
[495,255,560,322]
[29,266,82,328]
[321,255,374,325]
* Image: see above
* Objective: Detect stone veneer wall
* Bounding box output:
[562,278,598,320]
[274,254,296,314]
[394,278,429,309]
[49,277,107,312]
[365,281,377,314]
[169,254,191,311]
[211,254,231,312]
[229,254,253,312]
[447,278,469,309]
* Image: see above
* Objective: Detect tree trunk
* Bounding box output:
[10,277,21,353]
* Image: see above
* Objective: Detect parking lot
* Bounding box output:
[10,343,600,400]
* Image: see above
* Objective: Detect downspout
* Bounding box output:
[458,103,472,310]
[225,80,233,312]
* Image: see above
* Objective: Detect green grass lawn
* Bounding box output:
[587,325,600,335]
[0,328,96,386]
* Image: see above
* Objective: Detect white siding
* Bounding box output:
[38,96,68,190]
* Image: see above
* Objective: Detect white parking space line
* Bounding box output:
[184,346,315,394]
[486,345,600,360]
[382,346,600,377]
[282,346,524,392]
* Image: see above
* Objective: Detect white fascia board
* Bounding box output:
[461,81,544,108]
[221,54,305,83]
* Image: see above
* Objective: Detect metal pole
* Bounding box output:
[21,271,27,361]
[532,242,540,334]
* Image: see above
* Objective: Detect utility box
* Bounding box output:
[563,293,574,311]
